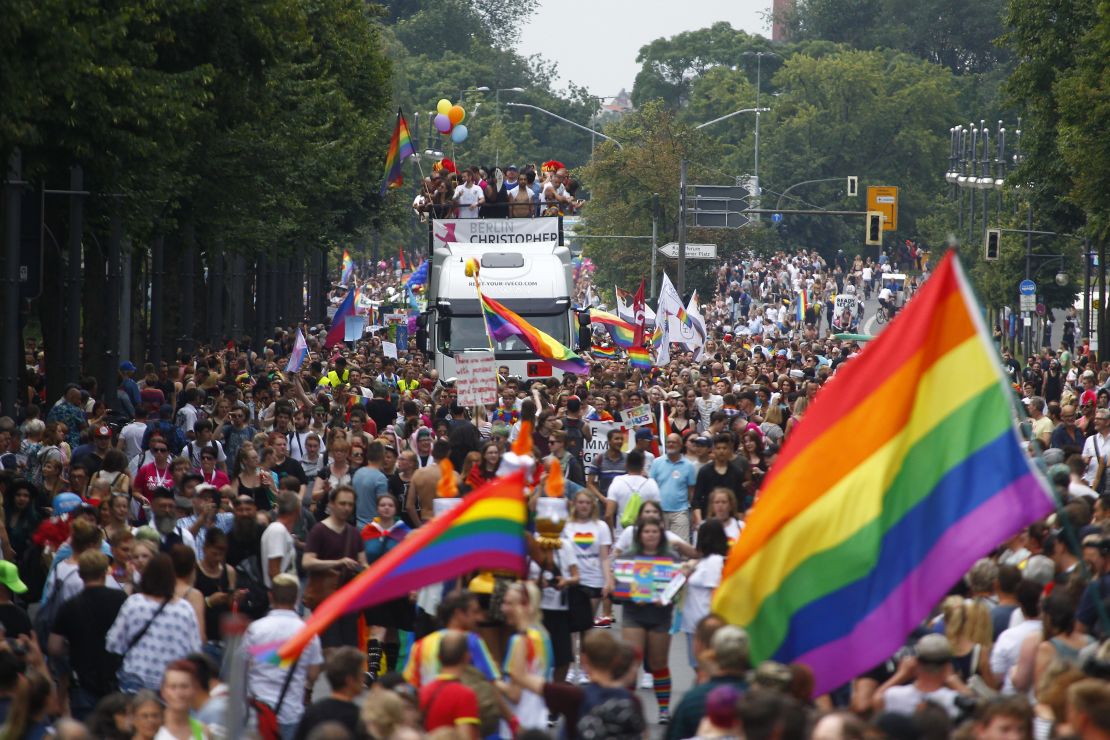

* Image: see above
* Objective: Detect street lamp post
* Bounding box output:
[742,51,780,207]
[504,102,623,148]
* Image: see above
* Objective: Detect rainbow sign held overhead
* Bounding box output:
[712,253,1053,696]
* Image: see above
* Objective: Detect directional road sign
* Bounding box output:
[659,242,718,260]
[866,186,899,231]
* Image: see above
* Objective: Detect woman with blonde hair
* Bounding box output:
[940,596,997,688]
[495,581,552,731]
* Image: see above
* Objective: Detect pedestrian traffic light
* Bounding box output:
[984,228,1001,261]
[865,212,883,246]
[847,176,858,197]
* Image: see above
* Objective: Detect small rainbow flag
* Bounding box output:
[796,288,808,324]
[380,109,416,196]
[590,309,638,349]
[481,293,589,375]
[628,346,651,370]
[712,253,1053,696]
[591,344,617,358]
[260,471,529,665]
[340,250,354,285]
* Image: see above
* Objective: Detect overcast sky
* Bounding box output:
[516,1,770,97]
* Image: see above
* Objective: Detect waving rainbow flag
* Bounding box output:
[627,346,652,370]
[380,109,416,196]
[712,253,1052,696]
[591,344,617,358]
[482,294,589,375]
[324,287,357,348]
[340,250,354,285]
[261,471,529,665]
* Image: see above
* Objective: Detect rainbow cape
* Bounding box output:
[324,287,357,348]
[340,250,354,285]
[260,472,529,665]
[380,109,416,196]
[481,293,589,375]
[712,253,1053,695]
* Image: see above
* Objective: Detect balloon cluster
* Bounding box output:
[434,98,469,143]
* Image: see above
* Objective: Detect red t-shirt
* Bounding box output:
[135,461,174,502]
[419,675,479,733]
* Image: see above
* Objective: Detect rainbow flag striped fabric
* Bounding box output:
[590,309,637,349]
[591,344,617,358]
[712,253,1053,695]
[627,345,652,370]
[340,250,354,285]
[380,109,416,196]
[481,293,589,375]
[324,287,357,348]
[260,472,529,665]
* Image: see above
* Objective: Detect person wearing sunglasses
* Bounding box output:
[134,437,174,522]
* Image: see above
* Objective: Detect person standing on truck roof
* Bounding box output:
[453,168,484,219]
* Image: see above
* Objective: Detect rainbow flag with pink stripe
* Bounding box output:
[712,253,1053,696]
[481,294,589,375]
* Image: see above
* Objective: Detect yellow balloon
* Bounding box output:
[437,99,452,115]
[448,105,465,125]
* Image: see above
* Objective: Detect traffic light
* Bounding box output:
[984,228,1001,261]
[865,211,883,246]
[847,176,858,197]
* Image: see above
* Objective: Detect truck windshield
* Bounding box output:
[442,314,570,355]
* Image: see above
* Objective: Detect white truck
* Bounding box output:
[419,217,577,380]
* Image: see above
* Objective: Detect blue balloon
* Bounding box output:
[450,124,469,143]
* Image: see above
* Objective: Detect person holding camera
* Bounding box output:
[872,634,971,720]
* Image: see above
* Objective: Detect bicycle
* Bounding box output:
[875,304,891,325]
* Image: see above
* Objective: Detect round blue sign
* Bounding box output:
[1019,279,1036,296]
[771,212,783,223]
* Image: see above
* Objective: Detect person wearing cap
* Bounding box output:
[667,625,751,740]
[242,573,324,736]
[873,634,965,719]
[70,423,115,478]
[685,434,713,471]
[119,361,142,411]
[0,560,31,639]
[633,427,656,474]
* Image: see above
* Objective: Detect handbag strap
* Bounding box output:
[272,655,302,717]
[124,599,170,656]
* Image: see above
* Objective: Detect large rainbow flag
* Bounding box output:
[712,253,1053,696]
[380,109,416,196]
[590,309,662,350]
[262,472,529,664]
[481,293,590,375]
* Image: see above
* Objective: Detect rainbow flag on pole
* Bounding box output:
[712,253,1053,696]
[627,346,652,370]
[340,250,354,285]
[481,293,590,375]
[591,344,617,358]
[260,472,529,665]
[380,108,416,196]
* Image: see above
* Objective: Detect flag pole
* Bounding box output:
[465,258,496,352]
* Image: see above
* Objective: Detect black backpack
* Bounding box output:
[234,556,270,620]
[564,417,585,460]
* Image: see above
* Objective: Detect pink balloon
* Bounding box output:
[434,113,452,133]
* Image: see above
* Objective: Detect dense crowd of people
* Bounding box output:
[0,246,1109,740]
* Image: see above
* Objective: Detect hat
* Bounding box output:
[693,435,712,446]
[915,633,953,663]
[1081,390,1098,407]
[776,349,788,358]
[52,492,83,516]
[416,428,433,439]
[120,361,137,372]
[705,685,742,729]
[752,660,792,690]
[634,427,654,441]
[194,484,218,500]
[0,561,27,595]
[93,424,112,439]
[505,164,518,172]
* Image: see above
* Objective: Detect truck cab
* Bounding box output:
[421,240,576,381]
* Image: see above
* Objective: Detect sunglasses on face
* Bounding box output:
[152,447,168,453]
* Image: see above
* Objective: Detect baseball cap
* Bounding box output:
[634,427,653,441]
[119,360,137,372]
[915,633,953,663]
[752,660,792,691]
[0,561,27,595]
[416,428,433,439]
[505,164,518,172]
[693,435,712,446]
[93,425,112,439]
[52,492,83,516]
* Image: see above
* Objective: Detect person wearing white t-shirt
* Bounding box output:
[452,169,484,218]
[605,450,660,538]
[562,490,614,602]
[260,492,300,588]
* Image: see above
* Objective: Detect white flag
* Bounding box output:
[686,290,708,361]
[656,273,686,363]
[285,328,308,373]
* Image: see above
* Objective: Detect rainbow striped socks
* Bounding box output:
[652,668,671,716]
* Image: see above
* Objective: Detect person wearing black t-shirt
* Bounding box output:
[693,434,752,524]
[48,551,128,720]
[269,433,308,500]
[0,562,31,640]
[294,646,371,740]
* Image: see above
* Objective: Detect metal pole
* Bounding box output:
[181,219,195,355]
[120,240,132,361]
[149,235,164,366]
[651,193,659,300]
[104,211,122,412]
[678,159,687,295]
[1100,238,1107,363]
[65,165,84,386]
[754,54,761,190]
[1,150,22,415]
[1084,237,1091,342]
[1025,205,1033,357]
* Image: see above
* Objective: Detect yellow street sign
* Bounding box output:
[866,186,898,231]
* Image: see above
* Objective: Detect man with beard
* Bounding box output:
[150,487,197,552]
[226,495,266,568]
